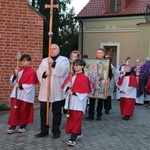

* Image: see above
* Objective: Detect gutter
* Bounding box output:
[75,13,146,20]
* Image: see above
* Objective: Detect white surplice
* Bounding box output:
[117,76,136,99]
[63,75,88,113]
[10,70,36,104]
[116,65,125,99]
[37,56,69,103]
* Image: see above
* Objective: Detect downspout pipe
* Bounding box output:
[79,20,84,58]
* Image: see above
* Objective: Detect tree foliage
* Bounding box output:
[29,0,79,58]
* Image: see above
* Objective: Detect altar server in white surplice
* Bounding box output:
[35,44,69,139]
[7,54,39,134]
[116,59,126,100]
[62,58,92,146]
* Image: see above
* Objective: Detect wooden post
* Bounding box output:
[66,60,74,117]
[45,0,59,125]
[14,51,21,109]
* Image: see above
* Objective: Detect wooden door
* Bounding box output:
[104,46,117,67]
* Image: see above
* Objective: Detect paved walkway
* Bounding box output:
[0,100,150,150]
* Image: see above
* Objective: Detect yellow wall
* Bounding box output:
[83,32,138,61]
[78,16,149,67]
[138,23,150,60]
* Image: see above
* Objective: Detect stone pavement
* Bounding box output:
[0,100,150,150]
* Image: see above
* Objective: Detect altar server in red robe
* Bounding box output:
[117,65,138,120]
[7,54,39,134]
[62,58,92,146]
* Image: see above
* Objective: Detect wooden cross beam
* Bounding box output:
[45,0,59,32]
[44,0,59,125]
[45,2,59,10]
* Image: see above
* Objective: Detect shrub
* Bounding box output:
[0,104,10,111]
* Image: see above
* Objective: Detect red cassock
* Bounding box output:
[117,75,138,88]
[117,75,138,117]
[19,66,39,85]
[120,97,135,116]
[8,67,39,126]
[62,72,92,93]
[62,72,92,134]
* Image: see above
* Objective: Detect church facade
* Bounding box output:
[76,0,150,67]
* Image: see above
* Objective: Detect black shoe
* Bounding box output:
[135,103,143,105]
[52,134,60,139]
[35,132,49,138]
[96,116,101,121]
[122,116,130,120]
[67,140,76,146]
[105,110,109,114]
[84,115,94,120]
[146,105,150,108]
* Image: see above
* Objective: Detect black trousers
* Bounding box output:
[88,96,112,117]
[104,96,112,111]
[89,98,103,117]
[70,132,82,141]
[40,100,65,135]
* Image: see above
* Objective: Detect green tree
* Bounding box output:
[29,0,79,58]
[57,7,79,57]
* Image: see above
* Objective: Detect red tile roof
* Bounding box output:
[119,0,150,15]
[77,0,150,18]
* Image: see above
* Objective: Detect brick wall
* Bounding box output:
[0,0,43,104]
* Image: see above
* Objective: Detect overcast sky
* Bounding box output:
[69,0,89,14]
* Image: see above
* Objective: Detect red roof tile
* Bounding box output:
[77,0,107,17]
[119,0,150,15]
[77,0,150,18]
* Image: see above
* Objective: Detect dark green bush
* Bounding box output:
[0,104,10,111]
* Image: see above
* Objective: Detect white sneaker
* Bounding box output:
[7,129,15,134]
[67,140,76,146]
[18,128,26,133]
[76,134,83,141]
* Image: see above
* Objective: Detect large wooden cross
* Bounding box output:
[45,0,59,36]
[45,0,59,125]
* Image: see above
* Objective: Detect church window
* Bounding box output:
[109,0,121,13]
